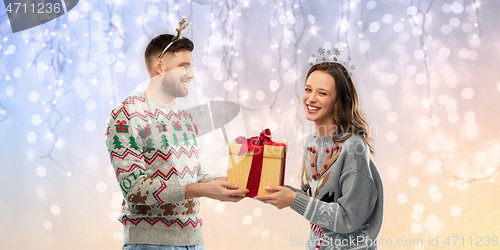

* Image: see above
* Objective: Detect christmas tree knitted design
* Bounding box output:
[128,136,141,151]
[192,134,197,146]
[106,92,215,246]
[160,134,169,149]
[183,132,190,146]
[172,133,180,146]
[113,135,124,149]
[144,136,155,153]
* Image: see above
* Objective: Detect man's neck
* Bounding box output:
[145,77,176,104]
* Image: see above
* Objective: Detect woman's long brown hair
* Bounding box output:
[306,62,374,154]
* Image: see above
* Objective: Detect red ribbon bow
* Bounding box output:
[233,129,286,197]
[235,128,276,155]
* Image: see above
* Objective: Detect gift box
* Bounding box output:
[227,129,287,197]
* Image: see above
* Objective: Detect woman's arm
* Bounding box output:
[255,186,296,209]
[292,169,378,233]
[258,138,379,234]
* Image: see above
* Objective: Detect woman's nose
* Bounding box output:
[307,93,318,103]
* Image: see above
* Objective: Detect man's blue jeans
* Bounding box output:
[123,244,205,250]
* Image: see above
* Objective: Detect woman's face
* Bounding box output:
[302,70,337,126]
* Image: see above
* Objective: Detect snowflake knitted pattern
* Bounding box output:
[105,92,215,246]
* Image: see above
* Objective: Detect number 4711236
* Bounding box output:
[443,236,498,246]
[5,2,62,14]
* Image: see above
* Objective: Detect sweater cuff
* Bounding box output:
[285,185,299,193]
[198,175,217,183]
[169,184,187,203]
[290,192,310,216]
[198,174,219,183]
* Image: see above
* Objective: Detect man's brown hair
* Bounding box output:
[144,34,194,72]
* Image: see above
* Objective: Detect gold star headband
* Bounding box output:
[158,17,193,59]
[310,45,355,78]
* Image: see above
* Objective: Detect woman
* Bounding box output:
[256,62,383,250]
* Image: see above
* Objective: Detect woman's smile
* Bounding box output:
[306,104,321,113]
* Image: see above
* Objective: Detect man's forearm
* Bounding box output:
[185,182,204,199]
[185,178,248,202]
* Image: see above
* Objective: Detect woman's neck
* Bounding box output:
[315,121,337,138]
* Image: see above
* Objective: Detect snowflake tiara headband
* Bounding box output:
[309,45,355,79]
[158,17,193,59]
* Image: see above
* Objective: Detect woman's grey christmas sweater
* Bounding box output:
[290,132,384,250]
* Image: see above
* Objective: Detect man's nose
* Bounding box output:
[186,67,195,79]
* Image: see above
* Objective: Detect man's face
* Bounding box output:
[159,50,195,98]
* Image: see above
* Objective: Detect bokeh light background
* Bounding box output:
[1,0,499,249]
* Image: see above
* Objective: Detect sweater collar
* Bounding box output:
[312,132,334,145]
[138,92,178,110]
[312,130,351,145]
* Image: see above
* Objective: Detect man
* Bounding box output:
[105,24,248,250]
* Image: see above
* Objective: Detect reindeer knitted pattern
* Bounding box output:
[290,132,384,250]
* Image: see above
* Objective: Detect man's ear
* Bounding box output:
[154,58,165,74]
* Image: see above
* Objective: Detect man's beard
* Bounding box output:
[161,74,189,98]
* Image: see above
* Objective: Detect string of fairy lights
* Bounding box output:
[198,0,311,129]
[407,0,499,183]
[358,0,372,62]
[0,1,499,247]
[1,1,499,237]
[338,0,352,58]
[102,1,126,106]
[23,18,72,175]
[207,0,239,104]
[0,13,11,123]
[0,73,9,123]
[231,0,259,111]
[409,0,448,182]
[266,0,304,110]
[270,0,309,127]
[209,0,313,143]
